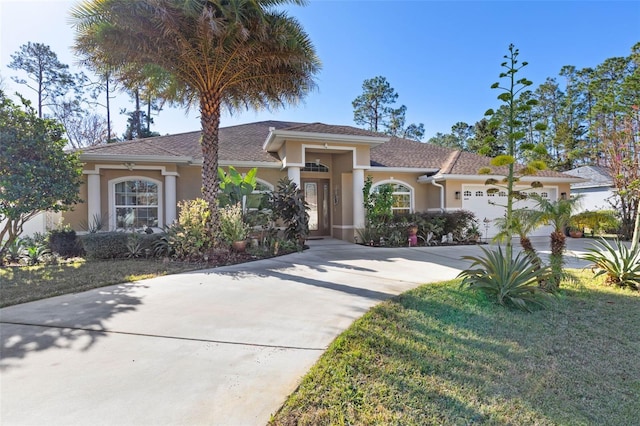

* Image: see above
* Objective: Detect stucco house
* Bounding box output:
[62,120,582,240]
[563,165,614,213]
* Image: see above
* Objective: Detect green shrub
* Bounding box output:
[81,232,162,259]
[219,204,250,244]
[157,198,214,260]
[48,227,83,257]
[582,239,640,290]
[458,246,552,311]
[4,238,26,264]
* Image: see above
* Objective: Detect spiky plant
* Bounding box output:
[458,246,552,311]
[582,239,640,290]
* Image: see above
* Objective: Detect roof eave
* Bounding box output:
[80,153,193,164]
[263,129,390,152]
[368,166,440,174]
[419,173,586,183]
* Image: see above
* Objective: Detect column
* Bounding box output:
[352,168,365,230]
[288,166,301,187]
[164,174,177,226]
[86,173,101,228]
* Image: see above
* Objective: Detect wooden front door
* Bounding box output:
[303,179,330,237]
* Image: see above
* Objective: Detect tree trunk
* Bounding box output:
[632,207,640,251]
[199,90,221,238]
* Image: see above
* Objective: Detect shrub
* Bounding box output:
[48,227,83,257]
[21,244,52,266]
[269,178,309,248]
[458,246,552,311]
[219,204,250,244]
[81,232,162,259]
[157,198,214,260]
[582,239,640,290]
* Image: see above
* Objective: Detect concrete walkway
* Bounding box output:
[0,238,595,425]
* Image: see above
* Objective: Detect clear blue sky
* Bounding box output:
[1,0,639,141]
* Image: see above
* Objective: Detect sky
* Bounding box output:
[1,0,639,142]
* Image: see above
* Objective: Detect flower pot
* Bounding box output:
[232,240,247,252]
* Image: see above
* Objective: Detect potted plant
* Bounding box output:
[220,204,251,251]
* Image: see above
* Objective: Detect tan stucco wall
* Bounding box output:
[62,177,88,230]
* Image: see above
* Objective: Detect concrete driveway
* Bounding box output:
[0,238,594,425]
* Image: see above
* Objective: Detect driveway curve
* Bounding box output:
[0,238,591,425]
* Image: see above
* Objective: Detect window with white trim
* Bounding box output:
[373,182,412,214]
[245,180,273,210]
[499,191,507,197]
[114,180,159,228]
[475,191,484,197]
[541,192,549,198]
[463,190,472,197]
[302,162,329,172]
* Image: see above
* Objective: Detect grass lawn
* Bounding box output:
[0,259,201,308]
[271,270,640,425]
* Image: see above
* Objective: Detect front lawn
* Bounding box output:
[270,271,640,425]
[0,259,201,308]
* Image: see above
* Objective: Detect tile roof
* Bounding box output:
[78,120,575,179]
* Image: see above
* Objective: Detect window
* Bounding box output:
[541,192,549,198]
[114,179,159,229]
[373,181,412,214]
[463,190,472,197]
[302,162,329,172]
[475,191,484,197]
[245,180,273,210]
[499,191,507,197]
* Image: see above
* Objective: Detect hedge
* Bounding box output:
[80,232,164,259]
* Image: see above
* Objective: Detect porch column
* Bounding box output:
[86,172,101,227]
[352,168,365,229]
[288,166,301,187]
[164,174,177,225]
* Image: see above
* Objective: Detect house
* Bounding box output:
[62,121,582,240]
[563,165,614,213]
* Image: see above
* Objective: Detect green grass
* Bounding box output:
[0,259,201,308]
[271,271,640,425]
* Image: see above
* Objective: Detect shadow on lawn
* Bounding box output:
[0,281,143,371]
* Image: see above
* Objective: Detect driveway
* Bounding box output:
[0,238,594,425]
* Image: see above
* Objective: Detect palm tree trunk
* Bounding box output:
[520,235,546,288]
[200,90,222,238]
[549,230,566,290]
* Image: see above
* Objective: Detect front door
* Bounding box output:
[303,179,330,237]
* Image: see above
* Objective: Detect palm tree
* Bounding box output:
[71,0,320,230]
[530,194,582,290]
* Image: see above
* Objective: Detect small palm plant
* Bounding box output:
[458,246,552,311]
[21,244,52,266]
[4,238,26,264]
[582,239,640,290]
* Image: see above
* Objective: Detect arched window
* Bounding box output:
[245,179,273,210]
[373,181,413,214]
[113,179,160,229]
[302,162,329,172]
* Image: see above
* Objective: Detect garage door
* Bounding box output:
[461,185,557,239]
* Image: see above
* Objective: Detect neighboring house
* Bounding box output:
[62,121,582,240]
[564,165,614,213]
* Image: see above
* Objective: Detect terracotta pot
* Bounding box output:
[569,230,583,238]
[232,240,247,252]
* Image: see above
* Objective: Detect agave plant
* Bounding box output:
[458,246,552,311]
[582,239,640,290]
[4,239,26,264]
[21,244,52,266]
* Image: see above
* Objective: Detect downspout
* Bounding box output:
[430,180,445,213]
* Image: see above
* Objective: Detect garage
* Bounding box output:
[461,185,558,239]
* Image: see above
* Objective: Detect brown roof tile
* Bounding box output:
[370,137,454,169]
[78,120,574,179]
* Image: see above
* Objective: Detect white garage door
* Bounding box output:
[462,185,557,238]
